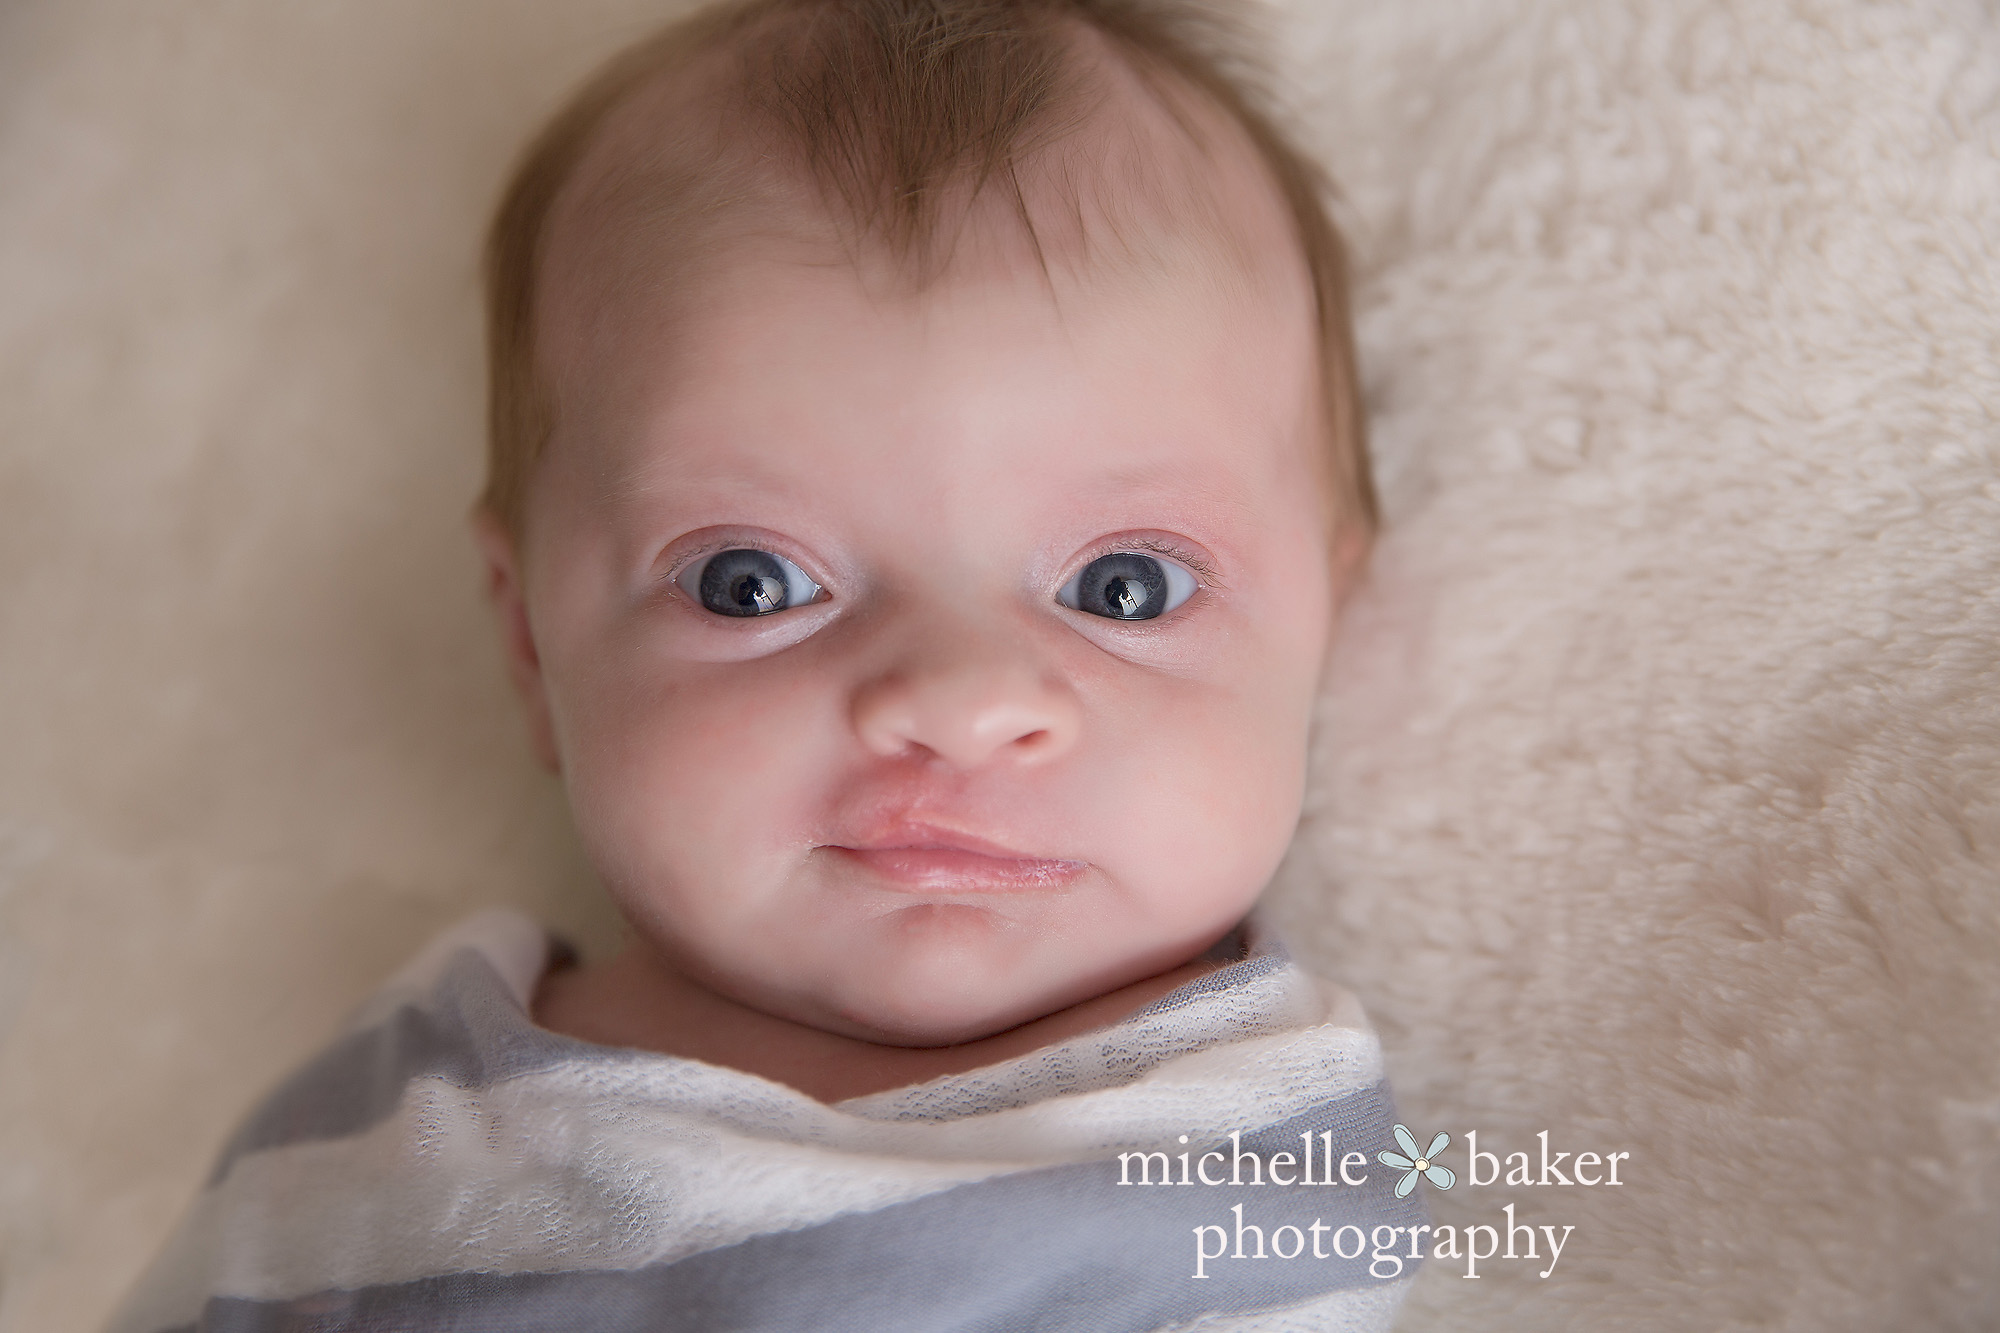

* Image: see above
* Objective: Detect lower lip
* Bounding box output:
[828,846,1086,894]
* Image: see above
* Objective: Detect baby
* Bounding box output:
[113,1,1426,1329]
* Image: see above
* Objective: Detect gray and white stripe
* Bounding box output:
[113,910,1424,1333]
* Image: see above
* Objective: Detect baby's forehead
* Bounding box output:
[536,18,1307,349]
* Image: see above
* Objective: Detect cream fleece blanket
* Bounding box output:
[1,1,1995,1331]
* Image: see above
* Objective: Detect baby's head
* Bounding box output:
[475,0,1375,1048]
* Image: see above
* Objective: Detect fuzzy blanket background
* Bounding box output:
[2,1,1995,1330]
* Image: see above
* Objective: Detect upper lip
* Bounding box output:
[825,821,1074,863]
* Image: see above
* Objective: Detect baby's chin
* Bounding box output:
[792,901,1159,1048]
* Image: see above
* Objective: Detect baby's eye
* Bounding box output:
[1058,552,1198,621]
[679,548,824,617]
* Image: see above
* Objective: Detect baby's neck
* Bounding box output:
[531,945,1221,1103]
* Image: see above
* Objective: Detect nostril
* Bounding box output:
[853,673,1078,768]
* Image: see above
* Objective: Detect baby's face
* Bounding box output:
[502,188,1348,1046]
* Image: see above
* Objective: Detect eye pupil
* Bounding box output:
[698,549,794,617]
[733,573,784,614]
[1079,553,1167,620]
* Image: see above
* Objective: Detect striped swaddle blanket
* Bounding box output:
[112,910,1425,1332]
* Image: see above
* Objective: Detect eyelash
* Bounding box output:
[1072,536,1221,590]
[661,535,820,590]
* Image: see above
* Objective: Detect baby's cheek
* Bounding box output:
[1103,684,1310,914]
[563,654,830,910]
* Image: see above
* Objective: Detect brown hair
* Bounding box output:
[481,0,1376,536]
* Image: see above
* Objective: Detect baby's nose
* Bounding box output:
[850,652,1079,770]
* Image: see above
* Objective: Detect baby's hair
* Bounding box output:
[482,0,1376,536]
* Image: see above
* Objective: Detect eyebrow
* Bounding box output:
[1068,455,1267,519]
[589,442,823,525]
[582,440,1269,566]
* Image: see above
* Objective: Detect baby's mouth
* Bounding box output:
[823,833,1086,894]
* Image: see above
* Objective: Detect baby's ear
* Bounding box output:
[470,507,561,773]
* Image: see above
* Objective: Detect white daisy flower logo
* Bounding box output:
[1378,1124,1455,1198]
